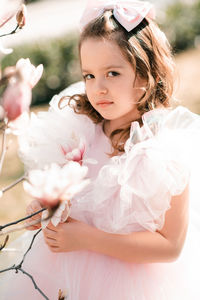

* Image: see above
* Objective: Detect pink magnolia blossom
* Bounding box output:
[61,139,86,165]
[23,162,89,208]
[3,82,32,120]
[2,58,43,121]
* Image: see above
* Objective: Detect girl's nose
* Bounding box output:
[95,78,108,95]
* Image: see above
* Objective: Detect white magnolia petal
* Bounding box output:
[83,158,98,165]
[0,41,13,54]
[41,210,50,229]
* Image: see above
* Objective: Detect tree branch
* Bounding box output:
[0,207,54,236]
[19,268,49,300]
[0,207,46,231]
[0,235,9,251]
[0,24,20,38]
[0,229,49,300]
[1,174,26,194]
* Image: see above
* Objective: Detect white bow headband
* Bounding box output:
[80,0,155,32]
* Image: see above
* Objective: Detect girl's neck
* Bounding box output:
[103,116,141,138]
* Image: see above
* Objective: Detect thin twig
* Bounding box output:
[1,174,26,194]
[0,207,46,231]
[0,235,9,251]
[0,229,49,300]
[0,75,8,87]
[0,219,40,236]
[0,264,15,273]
[0,122,8,175]
[19,268,49,300]
[0,208,53,236]
[0,230,41,274]
[19,228,42,267]
[0,24,20,38]
[0,122,6,131]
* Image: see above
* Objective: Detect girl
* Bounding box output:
[1,0,200,299]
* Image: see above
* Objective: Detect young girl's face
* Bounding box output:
[80,38,146,128]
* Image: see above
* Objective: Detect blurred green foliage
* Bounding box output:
[161,0,200,52]
[2,34,81,105]
[25,0,41,3]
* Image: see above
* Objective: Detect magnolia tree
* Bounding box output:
[0,2,88,299]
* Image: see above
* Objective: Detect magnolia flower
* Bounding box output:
[2,58,43,121]
[3,81,32,120]
[42,199,71,228]
[15,58,43,89]
[23,162,89,208]
[24,162,89,227]
[61,138,85,165]
[17,101,97,170]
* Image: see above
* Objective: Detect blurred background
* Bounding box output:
[0,0,200,237]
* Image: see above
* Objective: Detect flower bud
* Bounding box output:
[2,59,43,121]
[3,81,32,120]
[16,4,27,28]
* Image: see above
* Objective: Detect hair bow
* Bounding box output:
[79,0,155,32]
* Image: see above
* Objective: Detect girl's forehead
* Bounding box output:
[81,38,119,53]
[80,38,129,69]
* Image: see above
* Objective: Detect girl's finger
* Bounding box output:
[26,225,40,231]
[46,237,57,246]
[46,221,57,231]
[43,227,57,239]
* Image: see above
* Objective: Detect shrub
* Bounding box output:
[1,34,81,105]
[161,0,200,53]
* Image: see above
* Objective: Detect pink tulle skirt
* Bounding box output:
[1,221,200,300]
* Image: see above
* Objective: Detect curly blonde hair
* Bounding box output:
[66,10,175,155]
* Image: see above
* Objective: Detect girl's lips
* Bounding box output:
[97,101,113,107]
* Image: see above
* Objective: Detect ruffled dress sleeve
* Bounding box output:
[74,106,200,234]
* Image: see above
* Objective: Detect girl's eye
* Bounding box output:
[83,74,94,80]
[107,71,120,77]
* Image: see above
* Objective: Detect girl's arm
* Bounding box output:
[86,185,189,263]
[43,185,189,263]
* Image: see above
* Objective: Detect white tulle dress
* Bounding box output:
[1,82,200,300]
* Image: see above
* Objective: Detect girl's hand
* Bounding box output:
[43,217,91,253]
[25,199,44,230]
